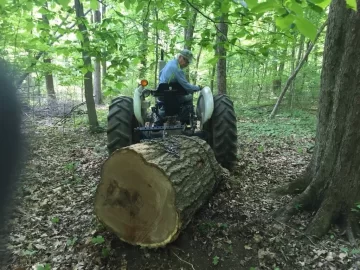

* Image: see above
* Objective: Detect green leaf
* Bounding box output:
[80,67,88,74]
[306,1,325,13]
[0,0,6,7]
[212,256,220,265]
[76,31,84,42]
[207,56,219,65]
[58,0,71,8]
[346,0,357,10]
[221,0,231,13]
[309,0,331,8]
[245,0,258,9]
[92,236,105,244]
[90,0,98,10]
[124,0,131,9]
[251,0,278,14]
[295,17,317,42]
[275,14,295,29]
[51,217,60,223]
[288,1,303,15]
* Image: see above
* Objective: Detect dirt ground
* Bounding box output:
[4,115,360,270]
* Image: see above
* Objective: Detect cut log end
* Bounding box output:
[95,149,180,247]
[95,136,227,248]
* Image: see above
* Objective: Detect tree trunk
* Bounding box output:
[43,58,56,104]
[93,9,102,105]
[210,62,216,92]
[273,0,360,239]
[193,46,202,85]
[154,8,159,88]
[289,39,297,108]
[184,6,197,81]
[216,14,228,95]
[74,0,99,130]
[42,3,57,106]
[101,2,107,90]
[139,8,149,79]
[94,136,228,247]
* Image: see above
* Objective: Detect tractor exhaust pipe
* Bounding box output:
[159,49,166,74]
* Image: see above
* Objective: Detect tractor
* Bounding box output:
[106,55,238,170]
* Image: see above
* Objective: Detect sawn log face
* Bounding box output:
[94,135,228,247]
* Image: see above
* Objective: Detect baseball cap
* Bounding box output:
[179,49,194,64]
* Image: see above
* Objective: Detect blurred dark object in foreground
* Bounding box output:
[0,59,23,266]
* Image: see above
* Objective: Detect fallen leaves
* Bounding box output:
[4,113,360,270]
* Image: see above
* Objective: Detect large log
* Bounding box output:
[94,135,228,248]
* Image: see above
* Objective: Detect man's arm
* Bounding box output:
[173,68,200,93]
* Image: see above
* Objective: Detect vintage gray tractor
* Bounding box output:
[106,81,238,170]
[106,59,238,170]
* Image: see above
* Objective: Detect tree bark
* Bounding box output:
[139,8,149,79]
[273,0,360,238]
[101,2,107,89]
[41,4,57,105]
[43,58,56,105]
[75,0,99,130]
[184,6,197,81]
[154,8,159,88]
[93,9,102,105]
[193,46,202,85]
[216,14,228,95]
[94,136,228,247]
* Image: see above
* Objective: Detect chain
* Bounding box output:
[140,136,181,158]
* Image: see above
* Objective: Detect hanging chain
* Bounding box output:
[140,136,181,158]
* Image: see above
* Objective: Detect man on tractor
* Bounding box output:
[155,49,201,126]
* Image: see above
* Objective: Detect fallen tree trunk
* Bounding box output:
[94,135,228,248]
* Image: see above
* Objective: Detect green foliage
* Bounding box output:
[237,107,317,140]
[0,0,327,118]
[212,255,220,265]
[350,202,360,213]
[51,217,60,223]
[92,235,105,244]
[36,264,52,270]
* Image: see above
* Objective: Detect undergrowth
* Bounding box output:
[236,105,317,141]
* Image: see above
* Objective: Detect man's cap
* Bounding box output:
[179,49,194,64]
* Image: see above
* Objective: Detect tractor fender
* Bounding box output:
[199,86,214,127]
[133,86,144,125]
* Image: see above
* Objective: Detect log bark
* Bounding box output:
[94,136,228,247]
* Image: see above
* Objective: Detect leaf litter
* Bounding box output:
[4,113,360,270]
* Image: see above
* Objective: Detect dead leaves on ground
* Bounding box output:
[4,118,360,270]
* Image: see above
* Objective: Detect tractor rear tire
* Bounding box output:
[107,96,140,154]
[205,94,238,170]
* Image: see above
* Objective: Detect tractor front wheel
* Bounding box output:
[204,94,238,170]
[107,96,140,154]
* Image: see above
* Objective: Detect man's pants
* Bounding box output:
[155,94,193,126]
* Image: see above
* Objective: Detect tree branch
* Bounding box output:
[269,20,328,119]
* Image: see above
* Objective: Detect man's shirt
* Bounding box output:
[159,58,200,92]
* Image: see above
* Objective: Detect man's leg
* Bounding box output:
[178,94,194,124]
[154,98,165,126]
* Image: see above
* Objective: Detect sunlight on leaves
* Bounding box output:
[346,0,357,10]
[295,17,317,42]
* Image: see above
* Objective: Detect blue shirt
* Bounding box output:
[159,58,200,93]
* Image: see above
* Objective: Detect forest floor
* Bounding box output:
[5,105,360,270]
